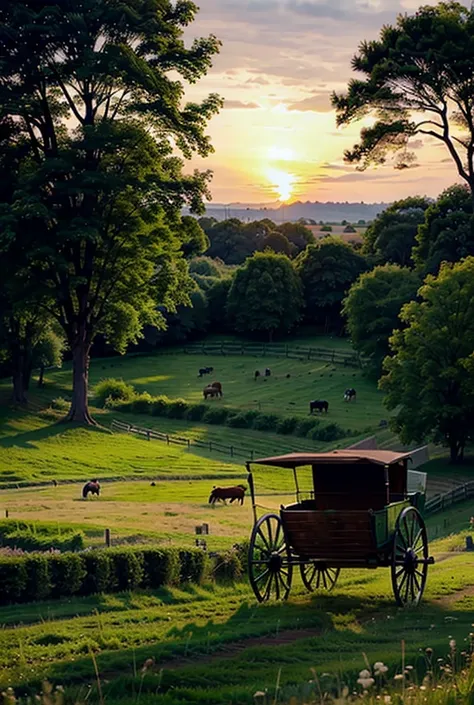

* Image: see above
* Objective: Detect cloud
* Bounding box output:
[223,100,261,109]
[286,94,333,112]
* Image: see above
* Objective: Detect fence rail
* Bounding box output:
[425,480,474,516]
[158,341,363,368]
[110,418,321,461]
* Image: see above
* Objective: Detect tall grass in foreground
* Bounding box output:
[1,635,473,705]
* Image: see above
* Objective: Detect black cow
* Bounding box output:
[265,368,271,377]
[198,366,214,377]
[82,480,100,499]
[344,388,356,402]
[310,400,329,414]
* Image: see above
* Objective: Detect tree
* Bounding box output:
[276,222,313,254]
[343,265,420,377]
[296,238,367,331]
[207,277,233,332]
[414,185,474,273]
[206,219,257,264]
[363,197,431,266]
[35,329,65,388]
[179,217,209,260]
[380,257,474,463]
[259,231,292,255]
[0,0,221,424]
[332,3,474,201]
[320,225,333,232]
[226,252,303,341]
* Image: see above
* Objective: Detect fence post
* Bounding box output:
[250,449,254,460]
[230,446,234,457]
[105,528,111,547]
[166,435,169,445]
[5,509,8,519]
[146,430,150,441]
[187,439,190,451]
[209,441,212,452]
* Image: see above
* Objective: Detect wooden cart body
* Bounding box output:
[246,450,433,605]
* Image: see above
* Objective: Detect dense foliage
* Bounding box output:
[333,2,474,199]
[0,0,221,423]
[226,251,303,341]
[343,265,421,377]
[380,257,474,462]
[0,546,207,605]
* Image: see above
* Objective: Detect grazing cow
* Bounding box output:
[254,370,260,381]
[208,485,246,505]
[310,400,329,414]
[265,368,271,377]
[82,480,100,499]
[198,366,214,377]
[203,381,223,399]
[344,388,357,402]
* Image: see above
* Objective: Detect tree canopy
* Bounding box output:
[343,264,420,377]
[380,257,474,463]
[333,2,474,199]
[296,238,367,330]
[0,0,221,423]
[363,197,431,266]
[226,252,303,341]
[414,185,474,273]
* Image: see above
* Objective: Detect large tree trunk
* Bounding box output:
[64,341,96,425]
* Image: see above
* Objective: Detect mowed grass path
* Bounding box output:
[1,549,473,704]
[45,351,386,432]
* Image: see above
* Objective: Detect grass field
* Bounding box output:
[1,545,474,704]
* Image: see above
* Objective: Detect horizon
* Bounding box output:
[184,0,469,204]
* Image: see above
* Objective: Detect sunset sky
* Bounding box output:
[184,0,466,205]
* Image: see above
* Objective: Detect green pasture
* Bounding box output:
[0,548,473,704]
[44,351,386,432]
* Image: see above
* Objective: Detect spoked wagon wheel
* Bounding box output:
[391,506,431,607]
[300,562,340,592]
[248,514,293,602]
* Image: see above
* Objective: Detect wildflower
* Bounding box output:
[359,669,371,679]
[449,639,456,649]
[394,674,405,681]
[384,696,392,703]
[425,648,433,655]
[141,657,155,673]
[357,677,375,688]
[405,665,414,671]
[374,662,388,675]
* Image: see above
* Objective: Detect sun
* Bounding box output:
[267,146,295,161]
[265,167,295,202]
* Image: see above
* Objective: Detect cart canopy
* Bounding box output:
[250,450,413,469]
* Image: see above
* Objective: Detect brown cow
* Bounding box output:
[203,381,223,399]
[208,485,246,505]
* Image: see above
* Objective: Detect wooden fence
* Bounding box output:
[158,341,363,368]
[111,418,258,460]
[425,480,474,516]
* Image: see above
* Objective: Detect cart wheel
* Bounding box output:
[248,514,293,602]
[300,563,340,592]
[391,506,429,607]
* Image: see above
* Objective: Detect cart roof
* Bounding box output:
[250,450,412,469]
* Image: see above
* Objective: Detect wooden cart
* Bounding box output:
[245,450,434,607]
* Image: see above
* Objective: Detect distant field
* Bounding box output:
[44,352,386,432]
[307,224,365,244]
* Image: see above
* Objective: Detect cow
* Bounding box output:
[344,388,357,402]
[82,480,100,499]
[208,485,246,505]
[203,381,223,399]
[265,368,271,377]
[198,366,214,378]
[310,400,329,414]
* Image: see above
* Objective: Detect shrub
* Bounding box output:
[108,549,144,591]
[276,416,298,435]
[226,413,249,428]
[130,392,154,414]
[49,554,86,597]
[185,403,208,421]
[151,395,170,416]
[95,378,135,408]
[142,548,180,588]
[179,549,207,584]
[81,551,113,594]
[50,396,71,411]
[0,557,28,603]
[24,555,52,601]
[202,407,231,424]
[165,399,188,419]
[1,529,84,553]
[295,418,319,437]
[252,413,279,432]
[213,549,243,582]
[316,423,347,442]
[232,541,250,574]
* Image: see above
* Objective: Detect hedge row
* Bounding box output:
[0,521,84,553]
[0,546,207,605]
[108,390,349,443]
